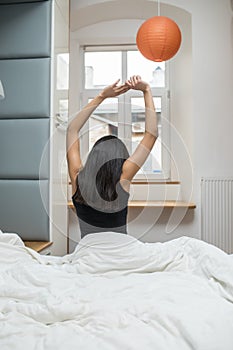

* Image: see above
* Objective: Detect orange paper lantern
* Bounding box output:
[136,16,182,62]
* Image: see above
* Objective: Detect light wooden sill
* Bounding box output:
[68,200,196,209]
[24,241,53,253]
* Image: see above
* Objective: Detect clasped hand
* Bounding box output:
[99,75,150,99]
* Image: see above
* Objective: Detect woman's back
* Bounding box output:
[72,179,129,238]
[72,135,130,238]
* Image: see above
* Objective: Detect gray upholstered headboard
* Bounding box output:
[0,0,51,241]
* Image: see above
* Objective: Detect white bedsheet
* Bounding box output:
[0,231,233,350]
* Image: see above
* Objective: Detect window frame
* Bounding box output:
[80,45,171,181]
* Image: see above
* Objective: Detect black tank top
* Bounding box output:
[72,181,129,238]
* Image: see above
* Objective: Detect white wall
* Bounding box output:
[50,0,70,255]
[68,0,233,250]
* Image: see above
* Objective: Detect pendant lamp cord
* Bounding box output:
[158,0,161,16]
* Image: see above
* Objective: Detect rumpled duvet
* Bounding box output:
[0,230,233,350]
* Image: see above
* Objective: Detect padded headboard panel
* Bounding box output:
[0,180,49,241]
[0,119,49,179]
[0,58,50,118]
[0,1,51,59]
[0,0,51,241]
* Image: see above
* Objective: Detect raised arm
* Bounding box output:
[67,79,129,192]
[121,75,158,182]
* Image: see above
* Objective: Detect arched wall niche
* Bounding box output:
[70,0,191,33]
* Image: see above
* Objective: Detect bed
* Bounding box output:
[0,230,233,350]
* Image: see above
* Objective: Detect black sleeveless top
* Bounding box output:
[72,181,130,238]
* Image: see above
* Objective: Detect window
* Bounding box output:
[88,97,119,149]
[81,46,170,180]
[56,53,69,122]
[57,53,69,90]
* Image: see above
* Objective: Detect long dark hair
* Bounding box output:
[73,135,129,211]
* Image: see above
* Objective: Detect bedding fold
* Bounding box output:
[0,231,233,350]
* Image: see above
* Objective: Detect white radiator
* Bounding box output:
[201,178,233,253]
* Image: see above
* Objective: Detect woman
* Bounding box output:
[67,75,158,237]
